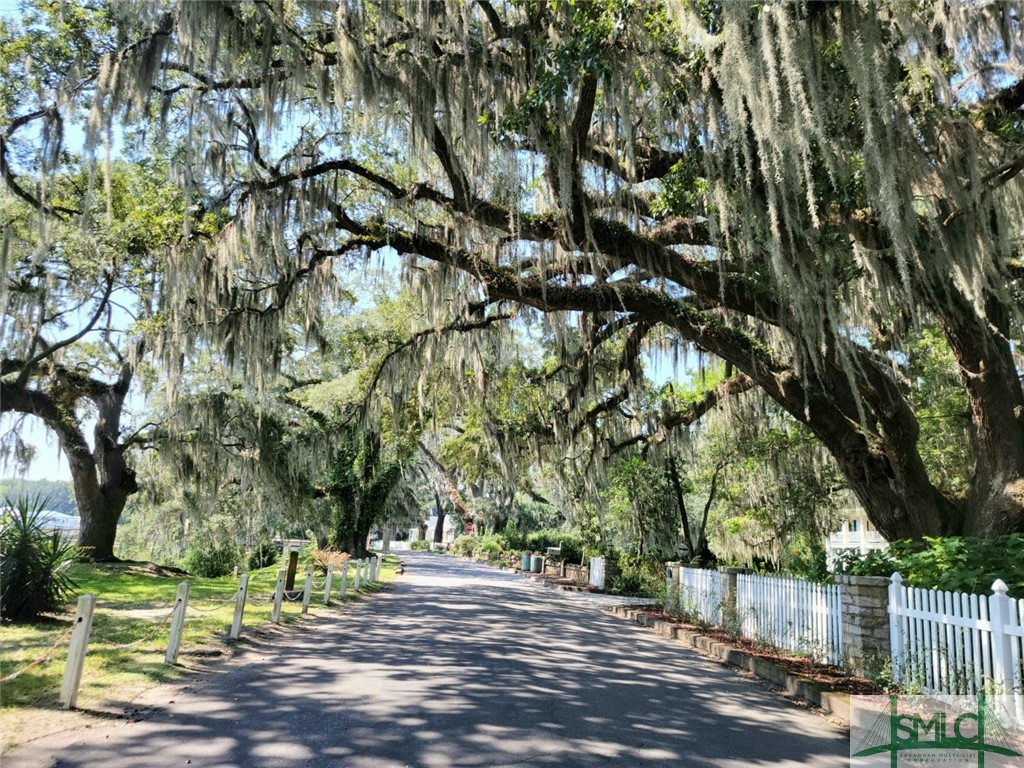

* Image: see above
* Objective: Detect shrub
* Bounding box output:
[606,553,666,600]
[0,494,80,621]
[451,534,477,557]
[247,539,280,570]
[473,533,505,561]
[833,535,1024,596]
[410,540,432,551]
[180,544,240,578]
[310,547,349,573]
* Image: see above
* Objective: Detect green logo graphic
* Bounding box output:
[853,695,1023,767]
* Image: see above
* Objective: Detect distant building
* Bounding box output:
[825,507,887,563]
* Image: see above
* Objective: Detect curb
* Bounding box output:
[609,606,850,726]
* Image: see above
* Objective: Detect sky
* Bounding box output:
[1,414,73,481]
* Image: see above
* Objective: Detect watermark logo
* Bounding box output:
[851,695,1024,767]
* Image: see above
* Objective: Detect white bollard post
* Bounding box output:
[301,565,314,614]
[272,568,286,624]
[353,559,363,591]
[230,574,249,639]
[323,563,334,606]
[339,560,349,598]
[374,555,381,582]
[165,582,191,664]
[60,594,96,709]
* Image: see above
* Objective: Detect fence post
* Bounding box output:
[717,567,747,632]
[666,562,680,612]
[60,594,96,709]
[373,555,380,582]
[888,573,906,684]
[272,568,286,624]
[164,582,191,665]
[285,549,299,590]
[354,559,363,591]
[339,560,349,598]
[230,574,249,639]
[323,563,334,606]
[836,574,891,680]
[301,565,314,614]
[989,579,1014,694]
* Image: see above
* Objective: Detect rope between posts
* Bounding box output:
[312,579,327,589]
[187,600,234,615]
[91,601,178,648]
[283,590,303,602]
[0,625,75,683]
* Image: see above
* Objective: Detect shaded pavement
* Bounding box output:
[7,553,849,767]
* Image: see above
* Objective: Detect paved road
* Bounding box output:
[8,553,849,767]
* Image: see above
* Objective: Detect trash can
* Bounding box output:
[530,554,543,573]
[521,553,531,571]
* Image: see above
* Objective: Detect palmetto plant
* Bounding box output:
[0,494,80,622]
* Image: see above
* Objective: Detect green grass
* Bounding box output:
[0,554,399,751]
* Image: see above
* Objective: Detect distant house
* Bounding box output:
[825,507,887,563]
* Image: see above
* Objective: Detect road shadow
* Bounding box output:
[10,553,849,767]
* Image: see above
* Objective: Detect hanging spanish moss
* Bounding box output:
[3,0,1022,540]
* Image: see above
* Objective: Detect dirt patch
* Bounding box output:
[640,608,883,696]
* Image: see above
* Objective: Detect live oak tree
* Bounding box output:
[5,1,1024,541]
[0,160,191,560]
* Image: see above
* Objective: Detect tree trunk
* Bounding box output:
[2,363,138,561]
[432,491,446,543]
[666,456,694,556]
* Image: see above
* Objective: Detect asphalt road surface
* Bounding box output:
[7,552,849,767]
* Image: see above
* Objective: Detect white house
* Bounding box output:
[825,507,887,562]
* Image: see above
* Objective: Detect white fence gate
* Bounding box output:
[889,574,1024,714]
[736,573,844,666]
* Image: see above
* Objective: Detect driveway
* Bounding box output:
[7,552,849,767]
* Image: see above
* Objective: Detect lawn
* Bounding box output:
[0,554,397,752]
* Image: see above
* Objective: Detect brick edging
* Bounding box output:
[608,606,851,726]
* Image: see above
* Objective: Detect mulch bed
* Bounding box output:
[640,608,884,696]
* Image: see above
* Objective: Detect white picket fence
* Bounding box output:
[889,574,1024,714]
[589,556,607,589]
[736,573,844,666]
[673,567,722,625]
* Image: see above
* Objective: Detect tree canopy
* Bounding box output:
[2,1,1022,545]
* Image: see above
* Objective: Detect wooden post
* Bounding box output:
[164,582,191,664]
[323,563,334,606]
[60,594,96,709]
[285,550,299,591]
[339,560,349,598]
[230,574,249,639]
[272,568,286,624]
[301,565,314,614]
[353,559,362,591]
